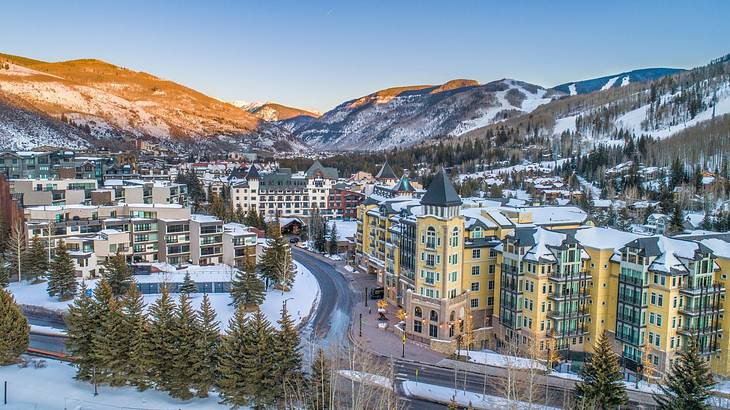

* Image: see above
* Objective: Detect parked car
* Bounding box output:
[289,237,300,244]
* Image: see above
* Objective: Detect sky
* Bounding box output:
[2,1,729,112]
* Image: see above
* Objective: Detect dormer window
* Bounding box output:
[473,227,482,239]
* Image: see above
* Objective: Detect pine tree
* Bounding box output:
[91,279,120,385]
[575,331,627,409]
[0,288,29,365]
[670,203,685,234]
[273,302,303,400]
[314,217,328,253]
[230,259,265,309]
[328,221,338,256]
[169,293,198,400]
[235,204,246,224]
[0,255,8,288]
[101,251,132,298]
[5,222,26,283]
[25,235,48,283]
[245,207,259,227]
[218,304,252,407]
[65,282,96,381]
[144,286,178,393]
[654,337,714,410]
[193,294,220,398]
[179,271,197,295]
[120,282,149,390]
[47,240,77,300]
[308,348,332,410]
[260,229,295,291]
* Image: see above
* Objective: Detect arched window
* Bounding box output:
[449,311,455,322]
[451,227,460,247]
[414,307,422,318]
[430,310,439,322]
[426,226,436,248]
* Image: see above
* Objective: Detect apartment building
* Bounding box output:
[231,161,339,217]
[23,203,255,277]
[9,178,97,207]
[222,222,258,269]
[355,171,730,378]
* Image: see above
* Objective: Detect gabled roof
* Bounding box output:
[375,160,397,180]
[245,165,260,180]
[420,168,462,207]
[305,160,338,179]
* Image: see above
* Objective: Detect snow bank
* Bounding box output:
[401,381,559,410]
[464,350,546,371]
[338,370,392,390]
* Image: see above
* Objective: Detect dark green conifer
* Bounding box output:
[230,258,265,309]
[274,302,303,399]
[144,286,178,393]
[25,235,48,283]
[193,293,220,398]
[169,293,198,400]
[217,304,252,407]
[47,240,77,300]
[179,271,197,295]
[575,331,628,409]
[654,337,715,410]
[65,282,96,380]
[0,289,29,365]
[101,251,132,298]
[309,348,332,410]
[121,282,149,390]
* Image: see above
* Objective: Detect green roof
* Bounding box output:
[420,168,462,207]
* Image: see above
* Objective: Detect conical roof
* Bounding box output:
[392,175,414,193]
[420,168,462,207]
[246,165,261,180]
[375,160,397,180]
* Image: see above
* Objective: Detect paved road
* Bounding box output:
[292,247,354,351]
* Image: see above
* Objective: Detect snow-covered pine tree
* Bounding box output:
[309,348,332,410]
[5,222,26,282]
[273,302,303,400]
[654,337,715,410]
[179,271,197,295]
[217,304,252,407]
[169,293,198,400]
[194,293,220,398]
[47,240,77,300]
[101,250,132,298]
[65,282,96,381]
[0,288,29,365]
[120,282,149,390]
[0,255,8,288]
[230,258,265,309]
[328,221,338,256]
[91,279,121,385]
[575,331,627,408]
[25,235,48,283]
[144,286,178,393]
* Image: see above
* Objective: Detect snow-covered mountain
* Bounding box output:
[553,68,683,95]
[287,79,564,151]
[0,53,300,153]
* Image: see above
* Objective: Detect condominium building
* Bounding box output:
[355,170,730,378]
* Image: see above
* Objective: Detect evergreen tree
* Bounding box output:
[121,282,149,390]
[0,255,8,288]
[244,207,259,227]
[308,348,332,410]
[193,294,220,398]
[101,251,132,298]
[65,282,96,381]
[575,331,627,409]
[25,235,48,282]
[230,259,265,309]
[47,240,77,300]
[169,293,198,400]
[5,222,26,282]
[91,279,119,385]
[670,203,685,234]
[314,218,328,253]
[0,288,29,365]
[273,302,303,399]
[235,204,246,224]
[218,305,253,407]
[654,337,714,410]
[180,271,197,295]
[144,286,178,394]
[260,229,295,291]
[328,221,338,256]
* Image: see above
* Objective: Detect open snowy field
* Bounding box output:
[0,356,225,409]
[8,260,320,330]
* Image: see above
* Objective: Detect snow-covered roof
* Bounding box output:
[573,227,640,250]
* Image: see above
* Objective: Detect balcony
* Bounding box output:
[678,325,722,337]
[550,325,589,338]
[548,289,589,301]
[679,304,724,316]
[680,282,725,296]
[546,308,589,320]
[549,270,592,281]
[618,274,648,287]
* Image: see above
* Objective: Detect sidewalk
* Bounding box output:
[346,266,445,365]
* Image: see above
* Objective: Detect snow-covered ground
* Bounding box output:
[463,350,546,371]
[328,219,357,240]
[401,381,559,410]
[9,261,320,330]
[458,159,569,182]
[0,356,225,409]
[338,370,392,390]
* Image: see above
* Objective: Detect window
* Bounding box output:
[658,294,663,307]
[414,320,422,333]
[650,313,655,324]
[449,271,457,282]
[471,282,480,291]
[451,227,460,247]
[414,307,422,318]
[470,298,479,308]
[430,310,438,322]
[425,226,436,248]
[471,266,480,275]
[488,280,494,290]
[656,314,662,326]
[472,249,481,259]
[487,297,494,306]
[472,227,482,239]
[489,264,495,274]
[429,324,438,338]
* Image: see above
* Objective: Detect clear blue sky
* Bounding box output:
[2,1,728,112]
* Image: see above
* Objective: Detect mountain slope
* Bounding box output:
[288,78,563,151]
[0,98,91,151]
[0,53,303,152]
[249,102,320,122]
[553,68,684,95]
